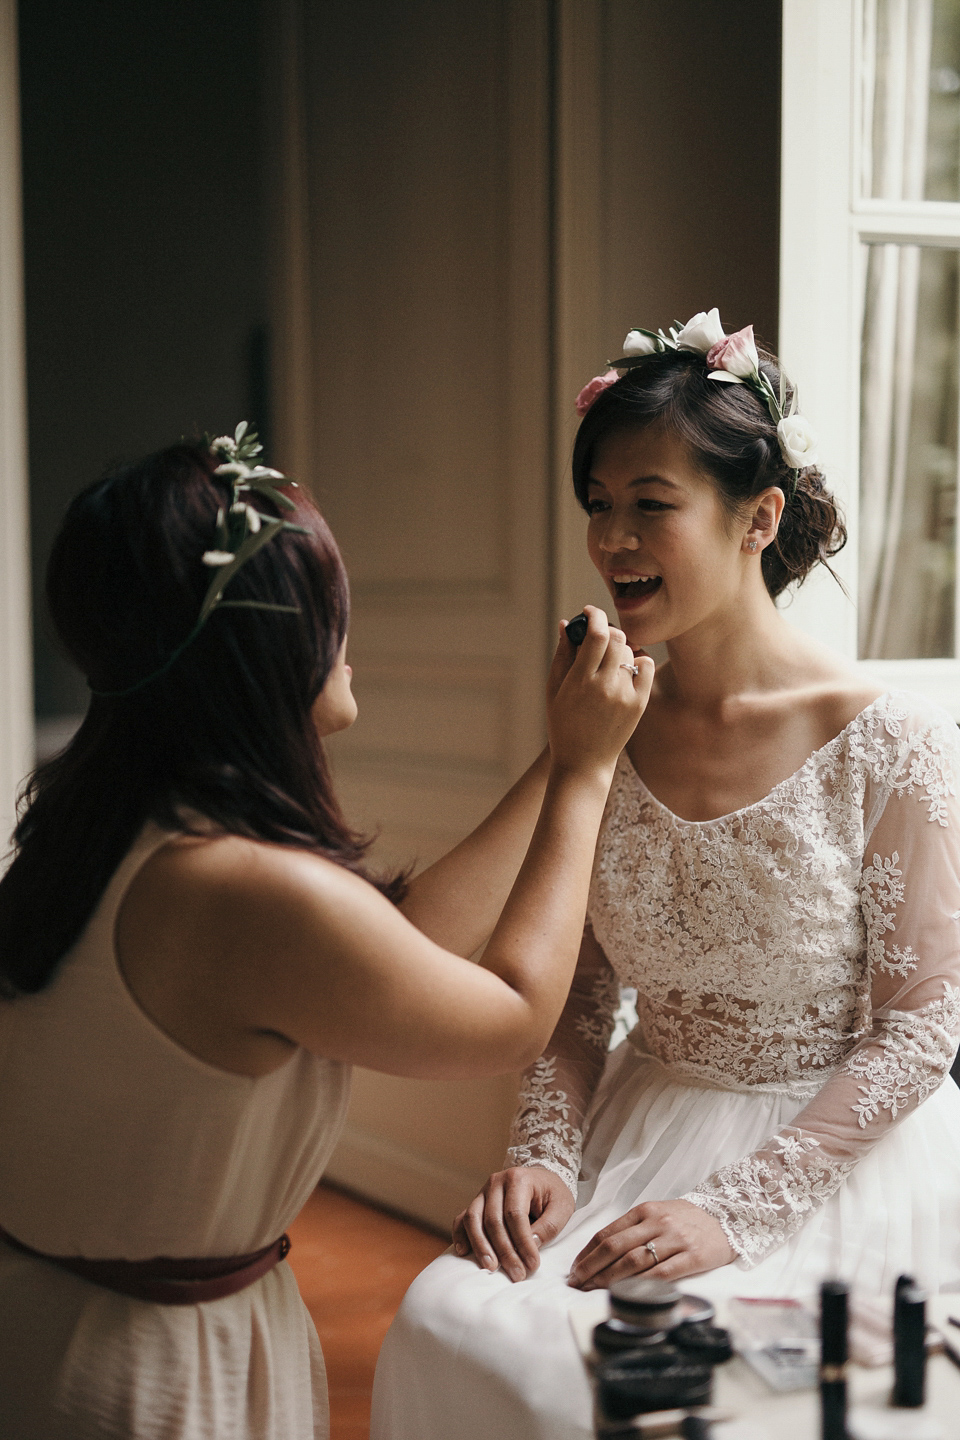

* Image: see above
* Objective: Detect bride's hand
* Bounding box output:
[452,1166,576,1283]
[567,1198,735,1289]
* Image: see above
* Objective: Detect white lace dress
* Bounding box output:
[372,693,960,1440]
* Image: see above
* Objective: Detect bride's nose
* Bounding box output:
[597,511,641,553]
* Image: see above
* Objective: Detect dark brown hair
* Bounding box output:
[572,347,846,598]
[0,441,405,996]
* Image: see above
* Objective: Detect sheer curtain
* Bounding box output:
[859,0,942,660]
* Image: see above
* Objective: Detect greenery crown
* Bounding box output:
[90,422,307,699]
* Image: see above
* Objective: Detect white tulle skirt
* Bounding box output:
[371,1042,960,1440]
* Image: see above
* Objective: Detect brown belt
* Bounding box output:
[0,1224,291,1305]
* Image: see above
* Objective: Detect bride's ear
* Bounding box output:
[743,487,785,554]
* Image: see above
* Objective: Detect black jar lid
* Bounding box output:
[608,1277,684,1327]
[593,1320,670,1356]
[672,1320,734,1364]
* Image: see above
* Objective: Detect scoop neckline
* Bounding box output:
[621,691,894,828]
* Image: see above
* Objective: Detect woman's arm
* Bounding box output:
[397,747,550,956]
[118,611,655,1080]
[401,622,591,957]
[452,924,620,1279]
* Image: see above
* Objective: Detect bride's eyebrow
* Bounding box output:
[629,475,680,491]
[587,475,680,491]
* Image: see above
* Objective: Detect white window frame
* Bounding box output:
[781,0,960,717]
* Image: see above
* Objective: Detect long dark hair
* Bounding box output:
[572,348,846,598]
[0,441,404,997]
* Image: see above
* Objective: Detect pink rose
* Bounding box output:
[706,324,759,379]
[575,369,620,417]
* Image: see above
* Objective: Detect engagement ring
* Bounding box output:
[645,1241,659,1265]
[621,664,640,676]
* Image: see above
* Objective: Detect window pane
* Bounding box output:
[862,0,960,202]
[859,244,959,659]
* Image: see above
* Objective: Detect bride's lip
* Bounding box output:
[611,579,663,612]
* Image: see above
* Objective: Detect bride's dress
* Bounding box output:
[371,693,960,1440]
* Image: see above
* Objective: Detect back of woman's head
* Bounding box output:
[1,439,398,997]
[572,347,846,599]
[48,441,348,785]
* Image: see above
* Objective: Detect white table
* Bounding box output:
[569,1292,960,1438]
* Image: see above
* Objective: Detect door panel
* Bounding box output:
[272,0,552,1226]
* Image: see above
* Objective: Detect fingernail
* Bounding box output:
[482,1254,497,1271]
[533,1234,542,1247]
[454,1243,467,1256]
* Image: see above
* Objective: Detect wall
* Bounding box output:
[19,0,268,723]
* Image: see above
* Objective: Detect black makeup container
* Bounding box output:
[592,1278,733,1433]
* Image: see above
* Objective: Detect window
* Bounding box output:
[782,0,960,715]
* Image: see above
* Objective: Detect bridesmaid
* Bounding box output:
[0,428,650,1439]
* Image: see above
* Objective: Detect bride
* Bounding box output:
[371,312,960,1440]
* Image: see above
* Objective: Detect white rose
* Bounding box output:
[777,414,819,468]
[675,308,725,353]
[622,329,658,356]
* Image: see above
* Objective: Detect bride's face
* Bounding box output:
[311,638,358,736]
[585,424,748,649]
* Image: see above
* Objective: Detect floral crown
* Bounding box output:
[91,423,309,698]
[575,309,819,482]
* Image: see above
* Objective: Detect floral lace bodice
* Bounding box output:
[505,694,960,1266]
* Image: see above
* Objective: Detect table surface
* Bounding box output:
[569,1291,960,1438]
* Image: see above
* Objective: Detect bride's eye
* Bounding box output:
[637,499,669,512]
[586,497,610,515]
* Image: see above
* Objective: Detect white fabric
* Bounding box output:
[0,824,351,1440]
[372,692,960,1440]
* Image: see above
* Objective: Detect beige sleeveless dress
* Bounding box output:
[0,824,351,1440]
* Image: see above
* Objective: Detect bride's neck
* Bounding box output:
[660,590,800,712]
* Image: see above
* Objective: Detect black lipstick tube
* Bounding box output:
[893,1279,926,1408]
[566,612,589,647]
[820,1279,848,1440]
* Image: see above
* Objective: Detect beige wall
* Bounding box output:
[273,0,780,1230]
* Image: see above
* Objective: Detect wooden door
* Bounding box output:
[271,0,554,1228]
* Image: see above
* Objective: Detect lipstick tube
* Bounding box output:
[820,1279,848,1440]
[893,1279,926,1409]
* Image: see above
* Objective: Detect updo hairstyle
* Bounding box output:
[572,347,846,599]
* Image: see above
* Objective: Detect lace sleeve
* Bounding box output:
[505,924,620,1200]
[683,708,960,1267]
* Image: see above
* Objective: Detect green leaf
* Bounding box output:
[247,481,296,511]
[217,600,301,613]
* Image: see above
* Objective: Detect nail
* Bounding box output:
[533,1235,542,1247]
[454,1243,467,1256]
[482,1254,497,1271]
